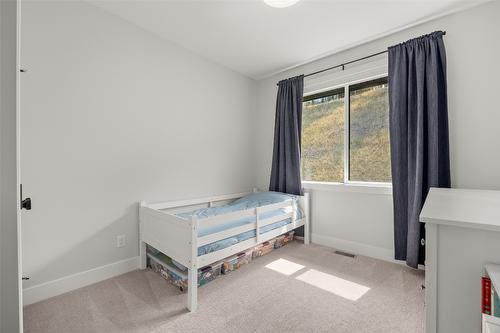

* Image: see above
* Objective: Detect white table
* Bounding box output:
[421,188,500,333]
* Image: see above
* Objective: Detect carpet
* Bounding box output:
[24,241,424,333]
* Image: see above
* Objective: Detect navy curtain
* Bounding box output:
[388,31,451,268]
[269,75,304,196]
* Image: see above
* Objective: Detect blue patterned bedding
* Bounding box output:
[176,191,303,257]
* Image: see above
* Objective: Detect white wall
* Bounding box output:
[20,0,256,298]
[1,0,21,330]
[255,0,500,261]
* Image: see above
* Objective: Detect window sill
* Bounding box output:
[302,181,392,195]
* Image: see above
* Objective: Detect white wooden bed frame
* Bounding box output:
[139,189,310,312]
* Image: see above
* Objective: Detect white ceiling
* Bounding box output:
[89,0,486,80]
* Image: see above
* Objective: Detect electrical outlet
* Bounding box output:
[117,234,126,248]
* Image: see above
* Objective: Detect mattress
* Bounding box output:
[176,191,303,257]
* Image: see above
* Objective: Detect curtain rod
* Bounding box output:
[277,31,446,85]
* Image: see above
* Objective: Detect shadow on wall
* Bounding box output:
[23,203,140,290]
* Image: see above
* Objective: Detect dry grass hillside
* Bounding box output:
[302,86,391,183]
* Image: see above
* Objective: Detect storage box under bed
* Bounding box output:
[147,252,223,291]
[147,231,294,291]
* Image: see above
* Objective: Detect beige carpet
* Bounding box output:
[24,241,424,333]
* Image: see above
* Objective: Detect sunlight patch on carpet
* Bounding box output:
[296,269,370,301]
[265,258,305,276]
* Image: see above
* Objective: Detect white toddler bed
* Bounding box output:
[139,189,310,312]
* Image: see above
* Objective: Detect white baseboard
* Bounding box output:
[311,233,394,263]
[311,233,425,270]
[23,256,140,306]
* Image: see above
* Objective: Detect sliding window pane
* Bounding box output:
[349,77,391,183]
[302,89,345,182]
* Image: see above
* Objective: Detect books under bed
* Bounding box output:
[139,190,310,312]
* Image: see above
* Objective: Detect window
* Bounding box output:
[301,76,391,184]
[302,88,345,183]
[349,77,391,183]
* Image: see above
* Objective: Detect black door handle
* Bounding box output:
[22,198,31,210]
[20,184,32,210]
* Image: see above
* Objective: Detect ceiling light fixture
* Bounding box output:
[263,0,300,8]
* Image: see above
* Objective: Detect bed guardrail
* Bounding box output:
[196,199,294,246]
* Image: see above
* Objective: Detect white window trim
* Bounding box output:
[302,73,392,193]
[302,181,392,195]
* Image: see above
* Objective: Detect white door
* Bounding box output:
[17,0,27,330]
[0,0,24,332]
[17,0,25,330]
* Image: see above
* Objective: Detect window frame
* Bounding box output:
[301,73,392,190]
